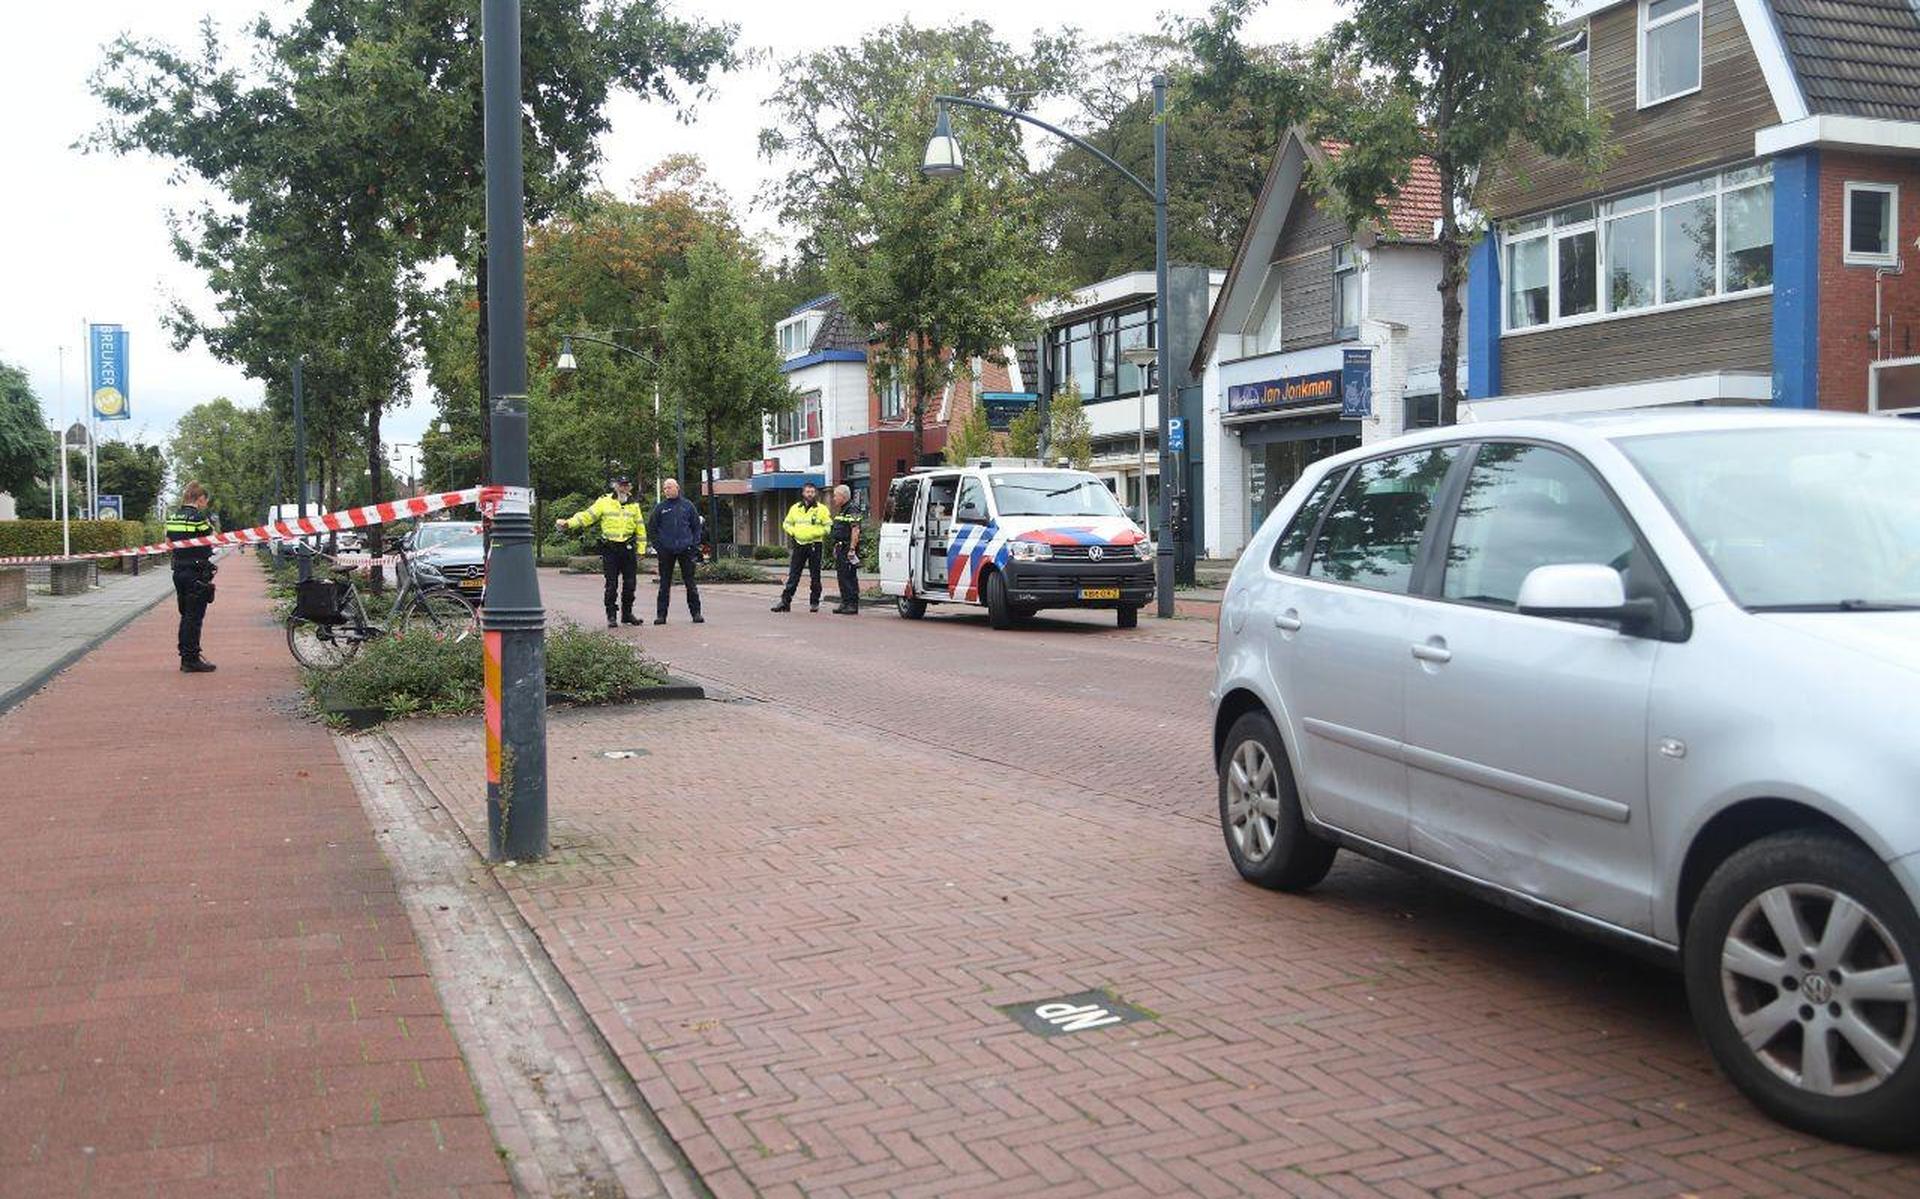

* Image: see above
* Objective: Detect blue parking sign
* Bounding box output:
[1167,417,1185,452]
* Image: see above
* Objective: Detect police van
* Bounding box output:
[878,459,1154,628]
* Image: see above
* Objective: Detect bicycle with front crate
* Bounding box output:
[284,540,479,670]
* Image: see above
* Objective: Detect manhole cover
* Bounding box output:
[999,990,1153,1037]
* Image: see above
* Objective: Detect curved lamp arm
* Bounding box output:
[932,94,1155,201]
[559,331,658,368]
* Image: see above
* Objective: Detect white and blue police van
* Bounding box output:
[877,459,1154,628]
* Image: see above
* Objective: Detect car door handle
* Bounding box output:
[1273,610,1302,631]
[1410,641,1452,664]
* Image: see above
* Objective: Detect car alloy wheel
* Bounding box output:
[1224,739,1282,863]
[1720,883,1916,1098]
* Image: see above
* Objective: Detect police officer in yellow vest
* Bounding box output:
[771,482,833,613]
[166,481,218,672]
[557,475,647,628]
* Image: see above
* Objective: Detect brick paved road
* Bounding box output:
[394,576,1919,1197]
[0,563,510,1199]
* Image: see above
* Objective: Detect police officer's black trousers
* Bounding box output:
[657,549,702,619]
[780,543,823,607]
[173,573,212,660]
[834,544,859,611]
[599,542,637,618]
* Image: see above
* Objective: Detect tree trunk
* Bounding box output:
[1437,157,1464,428]
[475,250,492,481]
[366,395,386,595]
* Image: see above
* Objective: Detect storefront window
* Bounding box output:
[1248,434,1362,533]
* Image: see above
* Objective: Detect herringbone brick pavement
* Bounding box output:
[391,588,1920,1199]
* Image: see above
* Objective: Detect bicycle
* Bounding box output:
[284,542,480,670]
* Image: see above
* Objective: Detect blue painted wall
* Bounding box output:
[1772,149,1821,409]
[1466,236,1502,400]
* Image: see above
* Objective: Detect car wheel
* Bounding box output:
[1217,711,1335,891]
[1684,832,1920,1148]
[1117,605,1139,629]
[985,571,1013,630]
[897,594,927,620]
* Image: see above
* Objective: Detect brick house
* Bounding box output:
[1465,0,1920,420]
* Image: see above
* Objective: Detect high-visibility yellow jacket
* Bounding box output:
[566,494,647,550]
[783,499,832,546]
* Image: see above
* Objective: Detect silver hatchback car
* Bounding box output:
[1212,409,1920,1148]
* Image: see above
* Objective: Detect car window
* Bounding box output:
[1440,444,1636,609]
[885,479,918,525]
[1308,447,1457,593]
[955,477,989,522]
[1268,470,1346,575]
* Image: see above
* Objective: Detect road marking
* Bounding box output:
[1000,989,1153,1037]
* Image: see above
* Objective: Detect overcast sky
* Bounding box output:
[0,0,1338,481]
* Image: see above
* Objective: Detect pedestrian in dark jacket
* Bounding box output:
[646,478,705,624]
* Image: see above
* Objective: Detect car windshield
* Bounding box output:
[988,472,1128,519]
[412,523,482,553]
[1618,424,1920,610]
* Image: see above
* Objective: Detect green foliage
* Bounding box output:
[942,402,996,465]
[169,399,273,532]
[97,440,167,522]
[765,21,1071,463]
[696,557,766,583]
[752,543,787,561]
[0,361,53,498]
[305,619,660,720]
[1006,407,1042,459]
[858,525,879,574]
[1308,0,1611,421]
[0,520,148,558]
[1048,385,1094,470]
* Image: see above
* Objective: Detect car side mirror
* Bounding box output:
[1516,563,1657,631]
[956,502,985,523]
[1124,505,1142,523]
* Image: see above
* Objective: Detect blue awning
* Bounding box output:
[750,471,827,493]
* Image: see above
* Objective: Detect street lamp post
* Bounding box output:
[480,0,548,862]
[923,78,1177,618]
[436,421,453,491]
[1121,345,1157,541]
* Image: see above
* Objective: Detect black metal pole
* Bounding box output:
[1152,75,1175,619]
[480,0,548,862]
[293,357,310,584]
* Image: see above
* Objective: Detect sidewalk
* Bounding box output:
[0,562,510,1198]
[0,565,176,716]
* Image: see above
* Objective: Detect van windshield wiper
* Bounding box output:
[1750,600,1920,612]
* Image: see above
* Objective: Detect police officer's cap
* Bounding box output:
[609,473,632,487]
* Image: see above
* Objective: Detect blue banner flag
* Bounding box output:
[1340,349,1372,420]
[89,324,130,421]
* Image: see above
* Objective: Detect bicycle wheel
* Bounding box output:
[286,614,365,669]
[397,588,479,643]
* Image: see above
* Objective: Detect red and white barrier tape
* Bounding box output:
[0,485,533,566]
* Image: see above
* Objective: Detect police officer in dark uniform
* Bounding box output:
[829,484,862,615]
[166,481,218,673]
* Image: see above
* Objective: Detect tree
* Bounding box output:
[942,403,995,465]
[169,398,272,531]
[659,233,792,543]
[1309,0,1607,424]
[89,1,739,470]
[1006,407,1042,459]
[97,441,168,521]
[766,22,1072,463]
[1048,384,1093,470]
[0,361,53,501]
[1043,8,1313,283]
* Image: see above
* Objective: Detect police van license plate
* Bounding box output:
[1079,587,1121,600]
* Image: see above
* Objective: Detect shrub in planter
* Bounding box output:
[752,543,786,561]
[546,621,663,704]
[696,557,766,583]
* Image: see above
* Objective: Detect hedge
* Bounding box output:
[0,519,151,559]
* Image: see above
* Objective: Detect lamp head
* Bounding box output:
[921,105,964,179]
[556,337,578,372]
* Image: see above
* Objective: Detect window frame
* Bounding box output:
[878,373,907,422]
[1240,264,1285,353]
[1297,443,1465,596]
[1417,438,1690,640]
[1501,164,1774,336]
[1332,242,1361,337]
[1044,302,1157,404]
[1266,467,1350,575]
[771,389,823,448]
[776,314,819,360]
[1844,182,1900,267]
[954,475,991,524]
[1557,24,1591,109]
[1638,0,1703,110]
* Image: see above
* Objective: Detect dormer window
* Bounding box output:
[1640,0,1702,107]
[776,313,819,359]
